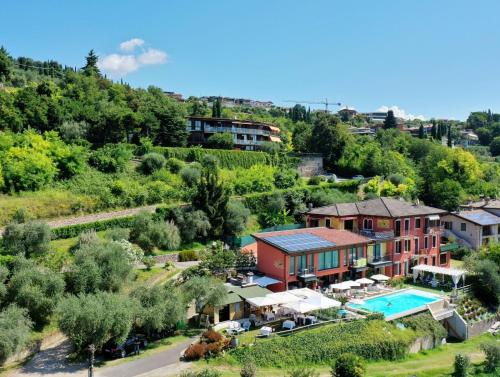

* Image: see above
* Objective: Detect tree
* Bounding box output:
[429,179,465,211]
[192,158,230,238]
[383,110,398,129]
[447,125,453,147]
[211,97,222,118]
[130,212,181,253]
[82,49,100,76]
[466,257,500,307]
[182,276,227,324]
[292,121,312,153]
[172,207,211,243]
[240,361,257,377]
[89,144,132,173]
[223,200,250,237]
[206,133,234,149]
[8,257,65,327]
[418,124,425,139]
[131,285,185,337]
[309,113,353,170]
[0,305,33,364]
[453,354,470,377]
[331,353,365,377]
[67,240,135,294]
[57,292,134,361]
[480,342,500,373]
[0,46,12,82]
[2,220,51,257]
[476,127,492,146]
[490,136,500,156]
[200,242,237,276]
[431,120,437,139]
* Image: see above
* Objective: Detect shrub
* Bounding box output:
[180,369,221,377]
[308,176,322,185]
[453,354,470,377]
[274,169,298,189]
[287,368,319,377]
[240,361,257,377]
[52,216,136,240]
[142,255,156,270]
[206,132,234,150]
[105,227,130,241]
[2,220,51,257]
[224,201,250,237]
[140,152,166,174]
[179,250,199,262]
[184,342,208,361]
[130,211,181,252]
[331,353,365,377]
[89,144,132,173]
[164,157,185,173]
[0,305,33,364]
[172,207,211,243]
[180,166,201,187]
[480,342,500,373]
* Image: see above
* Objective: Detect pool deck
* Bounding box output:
[347,288,445,321]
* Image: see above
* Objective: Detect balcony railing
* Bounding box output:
[367,255,392,265]
[350,258,367,269]
[359,230,394,240]
[204,126,273,136]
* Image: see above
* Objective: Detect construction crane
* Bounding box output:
[283,98,342,112]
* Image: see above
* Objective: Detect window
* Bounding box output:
[432,256,436,266]
[289,256,295,275]
[349,247,356,264]
[343,249,348,266]
[297,255,306,273]
[395,219,401,237]
[415,238,419,253]
[432,235,437,248]
[424,236,429,249]
[325,219,331,228]
[310,219,319,227]
[395,240,401,254]
[404,239,411,252]
[415,218,421,229]
[357,246,364,258]
[440,253,447,265]
[309,254,314,270]
[404,218,410,232]
[394,263,400,275]
[363,218,373,230]
[444,221,452,230]
[233,302,241,312]
[460,223,467,232]
[318,250,339,270]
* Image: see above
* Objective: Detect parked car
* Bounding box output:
[103,335,148,358]
[352,175,364,180]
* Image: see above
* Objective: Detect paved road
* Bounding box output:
[97,337,194,377]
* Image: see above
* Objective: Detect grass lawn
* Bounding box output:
[133,266,180,285]
[451,258,465,269]
[193,334,497,377]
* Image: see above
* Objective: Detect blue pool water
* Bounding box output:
[349,290,440,318]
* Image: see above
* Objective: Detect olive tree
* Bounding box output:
[0,305,33,364]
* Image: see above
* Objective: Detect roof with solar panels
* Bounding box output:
[252,227,370,254]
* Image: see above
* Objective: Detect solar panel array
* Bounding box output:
[461,211,500,226]
[261,233,335,253]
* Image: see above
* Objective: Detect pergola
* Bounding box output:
[412,264,466,289]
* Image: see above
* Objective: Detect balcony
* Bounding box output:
[367,255,392,267]
[297,268,317,282]
[350,258,368,271]
[204,125,272,136]
[359,230,394,240]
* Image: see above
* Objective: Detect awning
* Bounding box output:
[253,276,282,288]
[371,274,390,282]
[329,282,352,290]
[355,278,374,285]
[266,291,302,305]
[412,264,466,288]
[246,296,279,307]
[427,215,440,221]
[287,288,322,299]
[269,136,282,142]
[281,301,318,314]
[303,295,341,310]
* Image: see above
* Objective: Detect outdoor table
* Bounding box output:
[260,326,272,337]
[282,320,296,330]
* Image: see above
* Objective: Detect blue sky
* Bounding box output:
[2,0,500,120]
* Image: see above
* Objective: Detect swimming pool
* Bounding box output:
[348,289,441,320]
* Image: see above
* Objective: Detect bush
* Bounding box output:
[308,176,322,185]
[52,216,136,240]
[274,169,298,189]
[287,368,319,377]
[240,361,257,377]
[105,227,130,241]
[172,207,211,243]
[130,211,181,252]
[180,166,201,187]
[453,354,470,377]
[140,152,166,174]
[180,369,221,377]
[178,250,199,262]
[89,144,132,173]
[224,201,250,237]
[480,342,500,373]
[331,353,365,377]
[207,132,234,150]
[164,157,185,173]
[2,220,51,257]
[0,305,33,364]
[142,255,156,270]
[184,342,208,361]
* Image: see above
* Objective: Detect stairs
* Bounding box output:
[442,229,473,249]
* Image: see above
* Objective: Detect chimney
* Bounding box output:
[246,272,254,284]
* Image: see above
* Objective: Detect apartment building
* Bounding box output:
[305,198,450,278]
[186,116,281,151]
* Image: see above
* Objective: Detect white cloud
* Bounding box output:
[377,105,426,121]
[119,38,144,52]
[137,48,168,65]
[98,39,168,77]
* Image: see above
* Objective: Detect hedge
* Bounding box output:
[149,146,273,169]
[51,216,136,240]
[231,320,417,367]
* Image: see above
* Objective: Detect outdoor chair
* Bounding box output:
[242,321,251,331]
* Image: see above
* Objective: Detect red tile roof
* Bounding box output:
[253,227,370,251]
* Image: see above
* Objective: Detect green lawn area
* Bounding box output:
[195,334,497,377]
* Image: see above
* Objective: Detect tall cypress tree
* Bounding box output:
[447,125,452,147]
[418,124,425,139]
[431,119,437,139]
[82,49,100,76]
[383,110,398,129]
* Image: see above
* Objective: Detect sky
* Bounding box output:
[2,0,500,120]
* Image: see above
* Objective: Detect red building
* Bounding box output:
[305,197,449,278]
[253,227,370,292]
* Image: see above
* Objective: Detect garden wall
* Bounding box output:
[467,316,498,338]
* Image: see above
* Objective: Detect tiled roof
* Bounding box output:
[226,284,273,300]
[307,197,447,218]
[462,199,500,210]
[253,227,369,254]
[451,209,500,226]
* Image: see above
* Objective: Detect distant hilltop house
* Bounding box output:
[163,91,184,101]
[441,198,500,250]
[186,116,281,151]
[459,129,479,147]
[200,96,274,109]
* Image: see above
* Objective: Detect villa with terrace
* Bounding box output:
[305,197,450,278]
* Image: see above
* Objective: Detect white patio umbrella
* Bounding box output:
[304,295,341,309]
[329,282,351,291]
[246,296,279,307]
[355,277,374,285]
[349,298,366,305]
[282,300,318,314]
[343,281,361,288]
[287,288,322,299]
[266,291,302,305]
[371,274,390,282]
